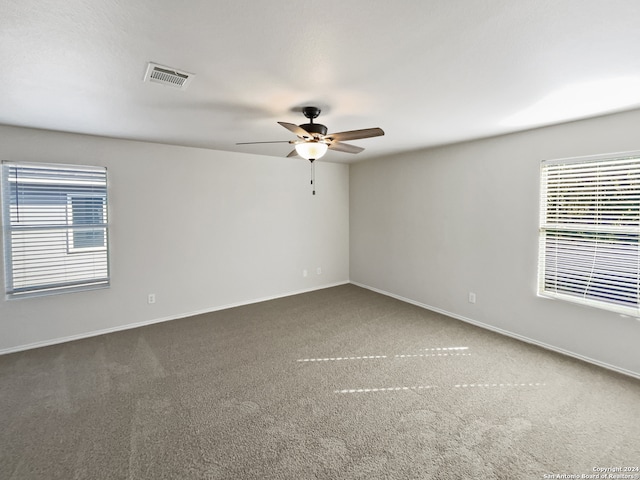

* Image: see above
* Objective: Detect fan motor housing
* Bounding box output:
[300,123,328,136]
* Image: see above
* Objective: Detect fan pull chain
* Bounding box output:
[310,160,316,195]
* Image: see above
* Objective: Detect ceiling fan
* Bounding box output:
[237,106,384,194]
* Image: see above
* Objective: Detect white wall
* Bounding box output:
[0,125,349,352]
[350,108,640,378]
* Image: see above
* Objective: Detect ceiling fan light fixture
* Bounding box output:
[295,141,328,160]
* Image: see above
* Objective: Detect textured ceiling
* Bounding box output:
[1,0,640,163]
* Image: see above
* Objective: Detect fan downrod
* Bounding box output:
[300,106,327,135]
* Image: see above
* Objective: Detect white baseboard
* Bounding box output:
[0,281,349,356]
[350,281,640,381]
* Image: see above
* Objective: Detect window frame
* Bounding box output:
[1,161,110,299]
[538,150,640,317]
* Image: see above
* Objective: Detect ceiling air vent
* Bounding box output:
[144,62,194,90]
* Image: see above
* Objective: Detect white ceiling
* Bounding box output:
[2,0,640,163]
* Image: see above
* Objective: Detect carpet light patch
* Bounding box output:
[453,383,546,388]
[297,355,388,362]
[423,347,469,351]
[395,353,472,358]
[334,383,547,394]
[334,385,437,394]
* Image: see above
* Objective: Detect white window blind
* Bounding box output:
[1,161,110,298]
[539,152,640,316]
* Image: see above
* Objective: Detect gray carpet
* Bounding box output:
[1,284,639,479]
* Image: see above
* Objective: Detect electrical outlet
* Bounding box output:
[316,267,322,275]
[468,292,476,304]
[148,293,156,304]
[303,269,308,278]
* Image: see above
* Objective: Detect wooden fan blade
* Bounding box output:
[286,149,299,158]
[236,140,292,145]
[326,128,384,142]
[278,122,312,138]
[328,142,365,154]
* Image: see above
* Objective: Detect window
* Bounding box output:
[538,151,640,316]
[67,195,107,251]
[1,161,109,298]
